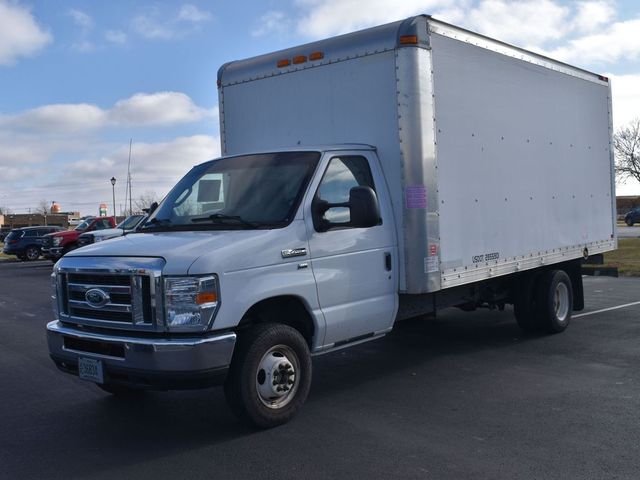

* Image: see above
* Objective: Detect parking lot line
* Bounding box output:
[574,301,640,319]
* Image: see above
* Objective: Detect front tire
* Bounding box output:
[626,218,634,227]
[224,323,312,428]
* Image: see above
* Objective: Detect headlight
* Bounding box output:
[164,276,219,331]
[53,237,62,246]
[50,272,59,317]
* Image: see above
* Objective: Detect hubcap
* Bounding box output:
[27,248,38,260]
[554,282,569,323]
[255,345,299,409]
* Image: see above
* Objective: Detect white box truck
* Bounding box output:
[47,15,616,427]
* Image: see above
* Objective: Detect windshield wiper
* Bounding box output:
[141,218,172,230]
[191,213,258,229]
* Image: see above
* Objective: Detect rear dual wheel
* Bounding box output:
[514,270,572,334]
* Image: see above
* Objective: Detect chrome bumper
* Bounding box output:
[46,320,236,389]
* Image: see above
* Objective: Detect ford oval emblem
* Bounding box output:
[85,288,110,308]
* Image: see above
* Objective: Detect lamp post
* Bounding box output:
[110,177,117,218]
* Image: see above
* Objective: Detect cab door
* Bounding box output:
[304,151,398,347]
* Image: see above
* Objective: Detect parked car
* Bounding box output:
[2,226,65,261]
[42,217,116,262]
[77,214,147,247]
[0,227,12,242]
[624,207,640,226]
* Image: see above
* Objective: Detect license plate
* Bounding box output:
[78,357,104,384]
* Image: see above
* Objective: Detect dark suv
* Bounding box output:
[2,226,66,261]
[624,207,640,227]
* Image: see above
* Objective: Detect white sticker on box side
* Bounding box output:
[424,256,439,274]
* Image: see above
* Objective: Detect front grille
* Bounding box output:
[59,271,155,329]
[68,273,131,286]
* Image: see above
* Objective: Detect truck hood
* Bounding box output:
[68,221,309,275]
[90,228,125,239]
[48,229,81,239]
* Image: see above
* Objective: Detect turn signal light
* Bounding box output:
[196,292,218,305]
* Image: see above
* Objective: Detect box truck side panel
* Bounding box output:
[430,31,615,288]
[221,51,409,289]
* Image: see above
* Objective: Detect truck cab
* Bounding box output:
[47,146,397,427]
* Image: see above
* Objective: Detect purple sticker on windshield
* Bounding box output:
[405,185,427,209]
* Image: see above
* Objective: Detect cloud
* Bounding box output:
[464,0,569,47]
[68,8,93,31]
[547,18,640,64]
[0,135,220,214]
[571,0,616,33]
[0,0,52,66]
[133,4,213,40]
[1,92,213,133]
[178,4,212,23]
[109,92,213,126]
[609,73,640,130]
[252,11,290,37]
[295,0,452,38]
[105,30,127,45]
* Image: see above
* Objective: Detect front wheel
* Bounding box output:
[224,323,312,428]
[626,218,634,227]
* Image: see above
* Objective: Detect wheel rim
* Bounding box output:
[255,344,300,409]
[26,248,39,260]
[554,282,570,323]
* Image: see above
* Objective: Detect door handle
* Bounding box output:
[384,252,392,271]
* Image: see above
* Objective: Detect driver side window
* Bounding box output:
[314,156,375,229]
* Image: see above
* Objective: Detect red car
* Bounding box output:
[42,217,116,262]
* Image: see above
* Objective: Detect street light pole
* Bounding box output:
[110,177,117,218]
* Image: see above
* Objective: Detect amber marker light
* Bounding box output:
[196,292,218,305]
[293,55,307,64]
[399,35,419,45]
[277,59,291,68]
[309,51,324,61]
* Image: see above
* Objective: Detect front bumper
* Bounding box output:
[46,320,236,390]
[43,247,63,260]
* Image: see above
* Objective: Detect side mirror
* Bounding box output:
[312,186,380,232]
[145,202,158,214]
[349,186,380,228]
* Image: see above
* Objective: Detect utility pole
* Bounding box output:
[127,138,133,215]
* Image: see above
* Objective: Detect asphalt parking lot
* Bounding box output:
[1,261,639,479]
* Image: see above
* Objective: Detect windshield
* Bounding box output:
[74,220,92,231]
[143,151,320,231]
[117,214,146,230]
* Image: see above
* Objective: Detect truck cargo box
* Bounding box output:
[218,15,616,294]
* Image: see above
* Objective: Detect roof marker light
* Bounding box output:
[309,51,324,61]
[293,55,307,64]
[277,59,291,68]
[399,35,418,45]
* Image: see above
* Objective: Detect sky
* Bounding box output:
[1,0,639,216]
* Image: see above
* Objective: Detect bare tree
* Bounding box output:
[133,191,160,213]
[614,119,640,185]
[36,199,49,215]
